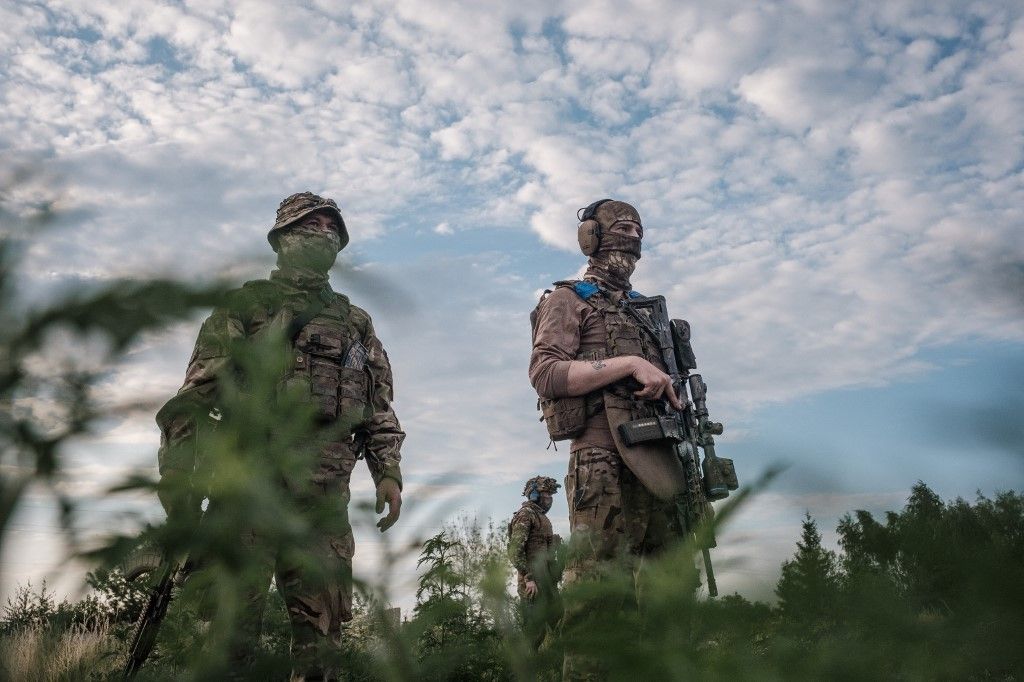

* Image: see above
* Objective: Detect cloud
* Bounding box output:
[5,0,1022,419]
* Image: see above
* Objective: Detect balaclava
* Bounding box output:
[276,221,341,274]
[584,200,642,291]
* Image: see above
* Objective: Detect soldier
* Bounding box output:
[507,475,562,650]
[155,192,404,678]
[528,199,688,679]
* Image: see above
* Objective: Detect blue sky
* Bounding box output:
[2,0,1023,607]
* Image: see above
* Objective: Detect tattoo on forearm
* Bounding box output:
[591,359,607,370]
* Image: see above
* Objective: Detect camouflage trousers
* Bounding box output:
[561,446,681,681]
[520,587,562,652]
[229,441,358,680]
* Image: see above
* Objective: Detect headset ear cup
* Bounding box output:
[578,219,601,255]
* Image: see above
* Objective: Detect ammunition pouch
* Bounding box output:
[290,324,372,434]
[337,365,373,434]
[538,392,603,442]
[702,456,739,501]
[308,354,341,421]
[538,396,584,441]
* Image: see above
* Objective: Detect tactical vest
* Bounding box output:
[532,280,666,441]
[525,508,555,560]
[290,301,374,437]
[156,279,375,479]
[510,504,556,575]
[244,280,375,440]
[556,280,666,378]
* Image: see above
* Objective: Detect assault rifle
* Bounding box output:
[616,295,738,597]
[122,491,206,679]
[122,549,195,679]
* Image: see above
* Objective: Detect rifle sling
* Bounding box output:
[617,298,664,351]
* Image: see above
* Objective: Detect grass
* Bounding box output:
[0,623,119,682]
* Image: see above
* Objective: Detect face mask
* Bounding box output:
[586,233,641,291]
[276,226,341,273]
[537,494,553,512]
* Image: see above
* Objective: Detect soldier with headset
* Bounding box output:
[528,199,688,679]
[507,475,563,650]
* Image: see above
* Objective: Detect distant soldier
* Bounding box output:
[155,192,404,678]
[507,475,563,650]
[529,199,689,679]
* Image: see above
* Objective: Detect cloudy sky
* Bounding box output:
[2,0,1023,606]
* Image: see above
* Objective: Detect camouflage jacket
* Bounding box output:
[156,266,404,488]
[507,501,561,594]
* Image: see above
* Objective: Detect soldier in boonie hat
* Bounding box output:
[154,189,404,678]
[268,191,349,252]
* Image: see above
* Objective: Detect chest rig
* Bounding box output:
[508,504,556,568]
[269,286,375,440]
[533,280,666,441]
[523,509,555,559]
[561,280,666,380]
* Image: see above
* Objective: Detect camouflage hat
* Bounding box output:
[522,476,560,496]
[268,191,349,252]
[593,200,642,235]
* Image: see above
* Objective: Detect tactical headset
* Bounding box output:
[527,484,541,503]
[577,198,613,256]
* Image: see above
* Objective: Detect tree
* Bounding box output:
[443,515,512,624]
[410,530,508,680]
[775,512,840,624]
[414,531,472,651]
[833,483,1024,678]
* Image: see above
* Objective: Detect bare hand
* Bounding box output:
[375,478,402,533]
[524,580,539,599]
[631,358,684,410]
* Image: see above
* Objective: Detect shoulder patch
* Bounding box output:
[573,281,601,300]
[627,290,644,299]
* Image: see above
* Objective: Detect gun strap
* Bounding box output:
[617,298,662,347]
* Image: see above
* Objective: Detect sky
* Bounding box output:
[1,0,1023,609]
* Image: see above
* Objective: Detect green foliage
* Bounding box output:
[0,188,223,594]
[776,512,840,625]
[833,483,1024,679]
[410,530,508,680]
[1,581,60,633]
[1,570,145,636]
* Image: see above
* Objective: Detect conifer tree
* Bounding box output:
[414,532,470,652]
[776,512,840,623]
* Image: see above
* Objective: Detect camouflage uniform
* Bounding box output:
[528,200,682,680]
[507,476,562,650]
[156,193,404,677]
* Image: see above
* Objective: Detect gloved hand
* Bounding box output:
[375,477,402,532]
